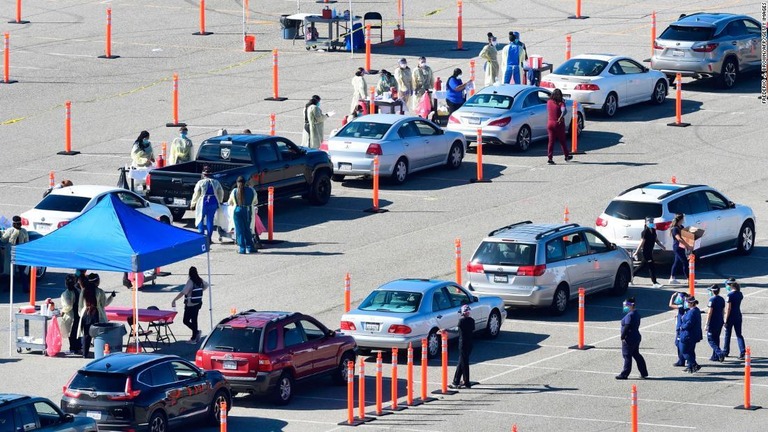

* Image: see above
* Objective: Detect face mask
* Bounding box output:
[646,222,654,228]
[400,63,407,69]
[622,306,630,313]
[180,133,187,138]
[419,62,426,67]
[317,102,321,108]
[142,138,149,144]
[726,286,732,292]
[457,75,463,79]
[683,303,690,310]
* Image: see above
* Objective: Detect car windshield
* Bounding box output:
[463,94,514,109]
[659,25,715,41]
[69,371,127,392]
[605,201,663,220]
[554,59,608,77]
[203,326,263,353]
[472,241,536,266]
[34,195,91,213]
[197,143,253,163]
[359,290,422,313]
[335,121,392,139]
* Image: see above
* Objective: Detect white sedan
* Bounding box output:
[321,114,467,185]
[540,54,669,117]
[20,185,173,235]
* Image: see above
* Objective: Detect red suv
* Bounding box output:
[195,311,357,405]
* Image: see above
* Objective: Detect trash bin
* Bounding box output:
[345,23,364,51]
[280,15,297,40]
[90,322,127,359]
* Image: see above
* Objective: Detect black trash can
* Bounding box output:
[280,15,298,40]
[90,322,127,359]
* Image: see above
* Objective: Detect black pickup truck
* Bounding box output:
[145,134,333,221]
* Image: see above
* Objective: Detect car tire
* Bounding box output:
[208,390,230,425]
[390,158,408,185]
[611,264,631,296]
[148,410,167,432]
[308,171,332,205]
[272,372,294,405]
[331,174,346,182]
[567,113,584,136]
[426,329,441,359]
[737,221,755,255]
[446,142,464,169]
[516,125,532,152]
[485,309,502,339]
[719,58,738,89]
[550,285,569,316]
[170,208,185,222]
[602,92,618,117]
[331,351,356,385]
[159,216,171,224]
[651,79,667,105]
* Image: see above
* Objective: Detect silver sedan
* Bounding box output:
[340,278,506,358]
[446,84,585,152]
[322,114,467,185]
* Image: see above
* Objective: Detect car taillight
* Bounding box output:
[388,325,412,335]
[195,350,203,366]
[365,143,382,155]
[319,141,329,152]
[145,174,151,190]
[653,41,663,50]
[540,81,555,88]
[655,221,673,231]
[57,221,69,229]
[108,377,141,401]
[595,217,608,227]
[62,373,79,398]
[20,217,29,226]
[692,43,718,53]
[574,84,600,91]
[448,115,459,124]
[256,354,273,372]
[488,117,511,127]
[340,321,357,331]
[517,264,546,277]
[466,262,484,273]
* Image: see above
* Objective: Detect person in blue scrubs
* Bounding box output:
[723,278,746,360]
[705,284,725,362]
[679,296,702,373]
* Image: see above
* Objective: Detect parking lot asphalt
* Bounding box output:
[1,0,768,430]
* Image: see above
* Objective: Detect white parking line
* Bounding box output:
[466,409,695,429]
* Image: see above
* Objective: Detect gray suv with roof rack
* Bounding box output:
[466,221,633,315]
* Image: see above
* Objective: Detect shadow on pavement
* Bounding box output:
[336,162,507,191]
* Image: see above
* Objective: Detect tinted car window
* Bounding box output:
[472,241,536,266]
[686,192,710,214]
[432,290,453,312]
[275,139,300,160]
[264,327,278,352]
[463,94,513,109]
[604,201,662,220]
[300,320,325,341]
[359,290,422,313]
[659,25,715,41]
[546,237,566,263]
[336,121,391,139]
[203,326,263,353]
[171,361,199,381]
[198,143,252,163]
[564,233,588,258]
[414,121,439,136]
[446,286,472,308]
[705,191,728,210]
[0,408,14,432]
[667,196,691,215]
[69,371,127,393]
[117,192,145,208]
[14,405,36,432]
[34,195,91,212]
[617,59,643,74]
[523,92,544,108]
[140,363,178,386]
[743,19,760,35]
[282,322,306,347]
[255,143,279,163]
[725,20,747,36]
[584,231,610,254]
[34,401,61,428]
[554,58,607,77]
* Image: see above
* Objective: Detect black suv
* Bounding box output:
[0,394,97,432]
[61,353,231,432]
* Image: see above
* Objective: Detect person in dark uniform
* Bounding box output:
[705,284,725,362]
[449,304,476,389]
[669,291,689,366]
[633,216,665,287]
[679,296,702,373]
[615,298,648,379]
[723,278,746,360]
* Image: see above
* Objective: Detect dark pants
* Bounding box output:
[723,319,745,357]
[198,201,218,242]
[80,311,99,358]
[452,348,472,386]
[679,339,699,369]
[670,247,688,279]
[636,250,658,284]
[707,326,723,360]
[446,100,464,116]
[183,304,202,339]
[619,340,648,378]
[675,333,685,365]
[69,315,82,353]
[233,206,254,252]
[504,65,520,84]
[546,122,569,161]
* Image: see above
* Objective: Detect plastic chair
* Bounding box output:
[147,306,176,345]
[363,12,383,43]
[127,316,156,351]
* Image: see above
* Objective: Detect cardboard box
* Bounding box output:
[681,226,705,250]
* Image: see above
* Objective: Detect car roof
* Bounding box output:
[672,12,747,27]
[377,278,455,293]
[570,53,619,61]
[475,84,529,97]
[80,353,178,374]
[0,394,31,407]
[614,182,708,203]
[49,185,125,198]
[350,114,425,124]
[217,310,300,328]
[204,134,272,145]
[485,221,583,242]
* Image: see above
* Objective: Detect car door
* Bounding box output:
[616,59,648,103]
[297,318,336,373]
[30,400,73,431]
[12,404,39,432]
[170,360,210,416]
[606,61,629,104]
[142,362,192,422]
[562,232,593,292]
[519,90,547,140]
[722,20,750,66]
[582,230,619,291]
[682,191,717,250]
[430,287,459,333]
[703,190,741,248]
[446,285,487,331]
[396,121,426,169]
[252,141,288,189]
[413,119,446,167]
[741,19,761,66]
[280,320,315,379]
[273,138,307,193]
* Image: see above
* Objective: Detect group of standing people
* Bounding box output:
[130,127,194,168]
[477,31,530,87]
[60,271,115,358]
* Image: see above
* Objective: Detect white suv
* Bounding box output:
[595,182,756,259]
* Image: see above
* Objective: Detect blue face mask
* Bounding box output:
[683,302,690,310]
[180,133,187,138]
[317,102,321,109]
[142,138,150,144]
[622,306,630,313]
[647,222,654,228]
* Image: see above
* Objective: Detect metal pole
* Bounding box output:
[349,0,354,58]
[8,256,14,356]
[206,247,214,331]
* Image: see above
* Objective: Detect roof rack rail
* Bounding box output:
[619,182,659,196]
[535,223,580,240]
[658,184,705,200]
[488,221,532,236]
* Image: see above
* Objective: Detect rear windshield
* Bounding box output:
[605,201,663,220]
[472,241,536,266]
[197,144,252,163]
[554,59,608,77]
[69,371,127,392]
[336,121,391,139]
[659,25,715,41]
[203,326,263,353]
[34,195,90,213]
[359,290,422,313]
[463,94,514,110]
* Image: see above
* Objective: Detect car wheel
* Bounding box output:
[208,390,230,425]
[426,329,441,359]
[272,372,294,405]
[485,309,502,339]
[602,93,618,117]
[308,171,332,205]
[651,80,667,105]
[148,410,167,432]
[550,285,569,316]
[170,208,185,222]
[719,58,738,89]
[446,142,464,169]
[390,158,408,185]
[331,351,356,385]
[567,113,584,136]
[737,221,755,255]
[159,216,171,224]
[331,174,346,182]
[611,264,631,296]
[516,125,532,152]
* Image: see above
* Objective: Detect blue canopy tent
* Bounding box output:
[9,194,210,356]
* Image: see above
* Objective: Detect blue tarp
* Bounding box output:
[12,194,207,272]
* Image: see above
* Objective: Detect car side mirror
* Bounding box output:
[611,243,617,250]
[729,201,736,209]
[328,329,336,337]
[64,414,75,423]
[472,296,479,302]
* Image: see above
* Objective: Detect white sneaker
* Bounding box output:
[652,283,663,288]
[669,278,680,285]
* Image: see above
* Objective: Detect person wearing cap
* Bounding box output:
[302,95,330,149]
[723,278,746,360]
[376,69,398,96]
[633,217,665,288]
[669,291,689,366]
[616,297,648,379]
[478,32,500,86]
[500,31,527,84]
[130,130,155,168]
[350,67,368,116]
[169,127,193,165]
[448,304,476,389]
[77,273,115,358]
[679,296,702,373]
[705,284,725,362]
[1,215,30,292]
[412,56,434,102]
[394,58,414,107]
[190,166,224,244]
[227,176,259,254]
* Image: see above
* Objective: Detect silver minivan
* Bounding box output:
[466,222,633,315]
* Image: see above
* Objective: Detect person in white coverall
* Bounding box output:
[190,166,224,244]
[394,58,414,108]
[350,67,368,115]
[478,32,499,87]
[302,95,328,149]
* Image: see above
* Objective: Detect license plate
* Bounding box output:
[672,49,685,57]
[338,163,352,171]
[493,274,509,283]
[35,223,51,230]
[223,360,237,370]
[468,118,481,125]
[562,93,571,98]
[86,411,102,421]
[364,322,380,332]
[173,198,187,206]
